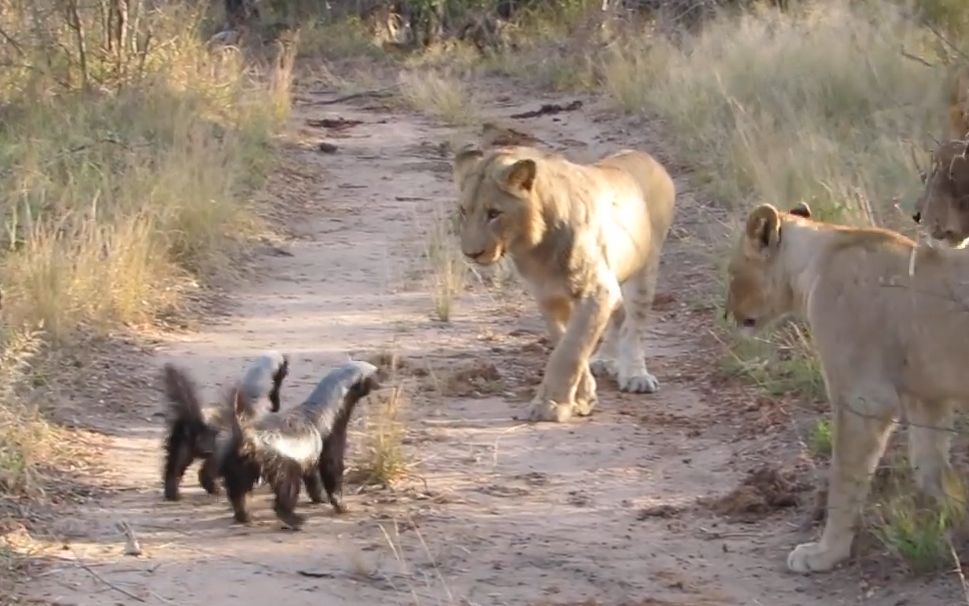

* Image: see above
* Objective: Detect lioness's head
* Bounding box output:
[451,146,545,266]
[724,202,812,337]
[913,140,969,249]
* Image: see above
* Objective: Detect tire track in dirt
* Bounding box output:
[21,75,952,606]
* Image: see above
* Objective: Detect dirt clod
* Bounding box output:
[705,465,809,522]
[440,360,502,396]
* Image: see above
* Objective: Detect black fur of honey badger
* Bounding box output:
[220,360,380,529]
[161,351,289,501]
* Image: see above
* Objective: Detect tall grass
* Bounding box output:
[398,69,479,125]
[602,0,946,226]
[0,2,294,498]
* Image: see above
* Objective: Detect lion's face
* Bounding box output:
[913,140,969,249]
[452,148,543,266]
[725,203,809,336]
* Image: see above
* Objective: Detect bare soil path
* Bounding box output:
[19,73,963,606]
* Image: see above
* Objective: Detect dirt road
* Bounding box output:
[19,73,963,606]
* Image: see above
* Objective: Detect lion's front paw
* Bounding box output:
[786,541,849,574]
[528,399,573,423]
[589,358,618,379]
[618,371,660,394]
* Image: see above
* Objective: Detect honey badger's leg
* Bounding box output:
[302,468,325,504]
[223,454,259,524]
[320,421,349,514]
[163,428,195,501]
[198,456,222,496]
[271,461,306,530]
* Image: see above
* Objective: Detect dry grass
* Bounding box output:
[424,203,467,322]
[353,385,409,487]
[0,327,56,497]
[0,2,294,500]
[602,0,945,226]
[398,69,479,126]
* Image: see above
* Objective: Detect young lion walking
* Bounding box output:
[452,144,676,422]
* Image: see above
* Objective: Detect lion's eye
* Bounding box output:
[919,170,927,183]
[458,207,466,217]
[486,209,501,221]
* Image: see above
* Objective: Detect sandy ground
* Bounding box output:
[15,71,967,606]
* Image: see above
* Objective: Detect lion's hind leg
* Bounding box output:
[788,392,895,573]
[614,261,660,394]
[589,307,622,380]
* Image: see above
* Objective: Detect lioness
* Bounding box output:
[452,145,676,422]
[912,139,969,248]
[726,202,969,573]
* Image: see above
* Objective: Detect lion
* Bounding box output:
[725,201,969,574]
[912,138,969,248]
[452,144,676,423]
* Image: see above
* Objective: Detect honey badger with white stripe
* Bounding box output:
[161,351,289,501]
[220,361,380,529]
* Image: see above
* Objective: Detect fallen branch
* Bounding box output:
[75,558,146,603]
[901,46,936,68]
[309,85,399,106]
[509,100,583,119]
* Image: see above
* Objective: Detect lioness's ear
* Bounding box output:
[745,204,781,252]
[789,202,811,219]
[499,159,537,193]
[453,147,484,187]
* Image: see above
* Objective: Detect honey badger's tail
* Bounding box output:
[161,363,212,501]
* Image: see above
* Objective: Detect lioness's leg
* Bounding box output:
[907,398,958,502]
[615,258,660,393]
[530,283,621,423]
[788,395,894,573]
[589,307,622,379]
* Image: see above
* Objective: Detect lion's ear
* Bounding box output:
[453,147,484,187]
[789,202,811,219]
[499,159,537,193]
[745,204,781,253]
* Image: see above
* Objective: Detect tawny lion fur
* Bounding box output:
[725,201,969,574]
[452,144,676,423]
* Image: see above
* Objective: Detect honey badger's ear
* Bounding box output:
[789,202,811,219]
[453,146,484,187]
[745,204,782,253]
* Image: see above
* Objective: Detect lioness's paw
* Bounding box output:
[618,371,659,394]
[528,399,573,423]
[786,542,848,574]
[589,358,618,379]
